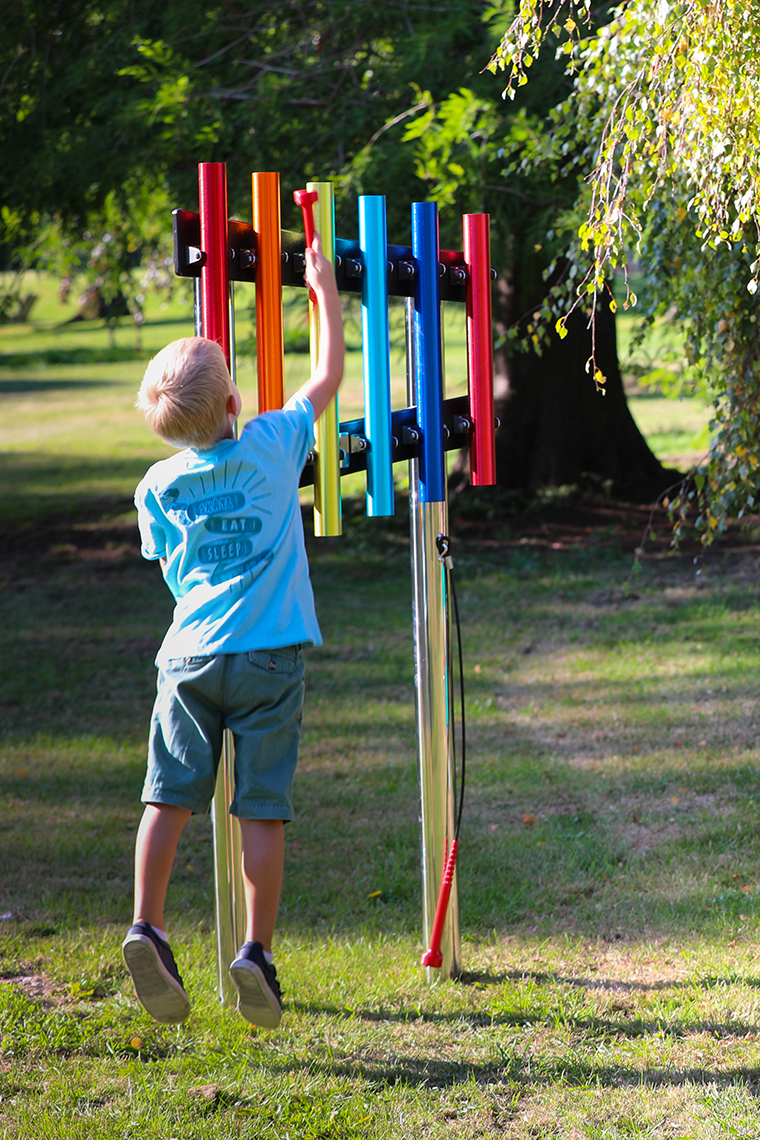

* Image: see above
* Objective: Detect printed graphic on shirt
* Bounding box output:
[189,490,245,519]
[204,516,262,534]
[209,548,273,586]
[198,537,254,563]
[157,460,274,587]
[158,460,273,521]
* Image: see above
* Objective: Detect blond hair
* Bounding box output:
[136,337,232,449]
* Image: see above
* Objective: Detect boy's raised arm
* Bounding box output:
[296,233,345,421]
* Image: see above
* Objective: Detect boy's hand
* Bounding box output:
[304,232,338,303]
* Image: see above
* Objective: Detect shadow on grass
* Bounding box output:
[264,1041,760,1092]
[460,967,716,993]
[464,971,760,998]
[0,378,121,394]
[43,315,192,335]
[0,454,160,538]
[288,996,760,1038]
[0,453,159,488]
[0,346,151,368]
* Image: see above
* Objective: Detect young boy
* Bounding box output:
[122,234,344,1028]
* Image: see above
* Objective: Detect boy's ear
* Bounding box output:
[227,387,242,417]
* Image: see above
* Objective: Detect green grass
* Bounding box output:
[2,276,758,1138]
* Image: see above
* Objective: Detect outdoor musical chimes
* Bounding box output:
[172,163,496,991]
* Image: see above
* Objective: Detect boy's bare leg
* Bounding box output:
[133,802,192,931]
[238,818,284,953]
[123,802,192,1025]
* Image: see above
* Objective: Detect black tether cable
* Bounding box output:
[420,533,467,968]
[436,533,466,842]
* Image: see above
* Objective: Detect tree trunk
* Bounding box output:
[478,269,680,503]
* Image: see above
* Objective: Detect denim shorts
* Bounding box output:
[142,646,305,819]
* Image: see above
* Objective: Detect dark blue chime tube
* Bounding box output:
[411,202,445,504]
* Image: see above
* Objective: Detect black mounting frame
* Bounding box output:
[172,208,493,488]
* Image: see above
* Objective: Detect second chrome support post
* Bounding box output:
[407,202,460,980]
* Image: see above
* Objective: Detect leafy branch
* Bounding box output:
[489,0,760,537]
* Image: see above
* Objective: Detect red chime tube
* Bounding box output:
[463,214,496,486]
[198,162,231,365]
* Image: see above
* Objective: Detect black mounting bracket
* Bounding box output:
[172,209,495,305]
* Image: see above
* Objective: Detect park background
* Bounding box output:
[3,2,760,1137]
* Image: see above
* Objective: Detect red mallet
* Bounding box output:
[293,188,318,248]
[420,838,459,968]
[294,188,319,303]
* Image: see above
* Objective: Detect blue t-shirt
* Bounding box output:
[135,392,321,668]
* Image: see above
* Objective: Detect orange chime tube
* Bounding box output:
[463,214,496,486]
[252,172,285,412]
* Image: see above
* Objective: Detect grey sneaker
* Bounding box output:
[122,922,191,1025]
[229,941,283,1028]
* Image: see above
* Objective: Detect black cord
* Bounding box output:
[436,533,466,843]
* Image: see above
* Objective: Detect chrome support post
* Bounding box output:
[193,277,203,337]
[406,297,460,981]
[208,279,247,1005]
[211,733,246,1006]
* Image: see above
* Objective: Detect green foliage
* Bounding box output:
[0,1,495,288]
[392,77,590,348]
[378,17,612,368]
[488,0,760,536]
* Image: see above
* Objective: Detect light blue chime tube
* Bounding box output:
[407,201,460,979]
[358,195,395,517]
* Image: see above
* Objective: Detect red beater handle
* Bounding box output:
[420,839,459,968]
[293,189,318,302]
[293,189,318,249]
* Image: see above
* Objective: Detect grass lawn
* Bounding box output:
[2,275,760,1138]
[616,302,712,473]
